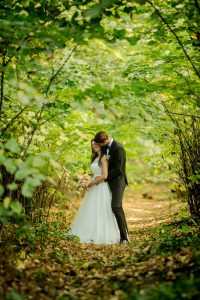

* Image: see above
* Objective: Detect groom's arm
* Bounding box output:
[107,147,125,181]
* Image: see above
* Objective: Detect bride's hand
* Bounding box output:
[88,176,101,187]
[87,180,95,187]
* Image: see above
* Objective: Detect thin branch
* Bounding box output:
[21,106,44,159]
[175,70,199,102]
[45,170,66,221]
[0,107,27,137]
[146,0,200,79]
[45,44,78,95]
[0,51,14,120]
[162,101,197,164]
[167,111,200,119]
[21,44,78,157]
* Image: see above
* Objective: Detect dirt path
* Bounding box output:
[1,184,191,300]
[50,183,186,299]
[124,183,182,232]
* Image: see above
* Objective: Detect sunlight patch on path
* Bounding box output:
[123,183,184,232]
[130,208,153,213]
[127,217,143,221]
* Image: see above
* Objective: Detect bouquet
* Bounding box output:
[78,173,91,188]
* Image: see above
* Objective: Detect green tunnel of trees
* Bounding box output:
[0,0,200,230]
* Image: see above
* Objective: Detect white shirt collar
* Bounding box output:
[107,138,113,148]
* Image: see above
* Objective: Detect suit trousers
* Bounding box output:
[110,186,128,241]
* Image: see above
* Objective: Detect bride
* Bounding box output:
[68,141,120,244]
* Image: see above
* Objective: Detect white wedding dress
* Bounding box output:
[68,157,120,244]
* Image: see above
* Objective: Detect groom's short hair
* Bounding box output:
[94,131,109,143]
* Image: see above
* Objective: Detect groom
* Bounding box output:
[93,131,129,244]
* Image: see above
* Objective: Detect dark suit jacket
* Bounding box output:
[105,140,128,190]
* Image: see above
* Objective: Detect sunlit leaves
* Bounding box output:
[3,158,17,175]
[0,199,23,223]
[82,0,119,18]
[7,182,18,191]
[4,138,20,154]
[15,165,35,181]
[127,36,140,46]
[3,197,10,209]
[17,82,47,106]
[10,201,23,214]
[21,176,45,197]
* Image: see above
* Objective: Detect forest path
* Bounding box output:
[124,183,181,234]
[51,183,185,299]
[2,184,189,300]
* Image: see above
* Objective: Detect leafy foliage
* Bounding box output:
[0,1,200,296]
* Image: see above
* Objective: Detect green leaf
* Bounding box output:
[7,182,18,191]
[10,201,23,214]
[180,226,190,233]
[0,152,6,164]
[5,138,20,153]
[127,36,140,45]
[82,4,102,18]
[113,29,126,40]
[21,177,44,198]
[0,204,12,223]
[15,162,36,180]
[4,158,17,174]
[28,156,46,168]
[5,290,25,300]
[3,197,10,209]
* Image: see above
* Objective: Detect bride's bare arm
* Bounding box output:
[89,156,108,186]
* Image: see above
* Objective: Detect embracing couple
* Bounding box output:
[69,131,129,245]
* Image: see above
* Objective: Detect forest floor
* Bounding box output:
[1,183,200,300]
